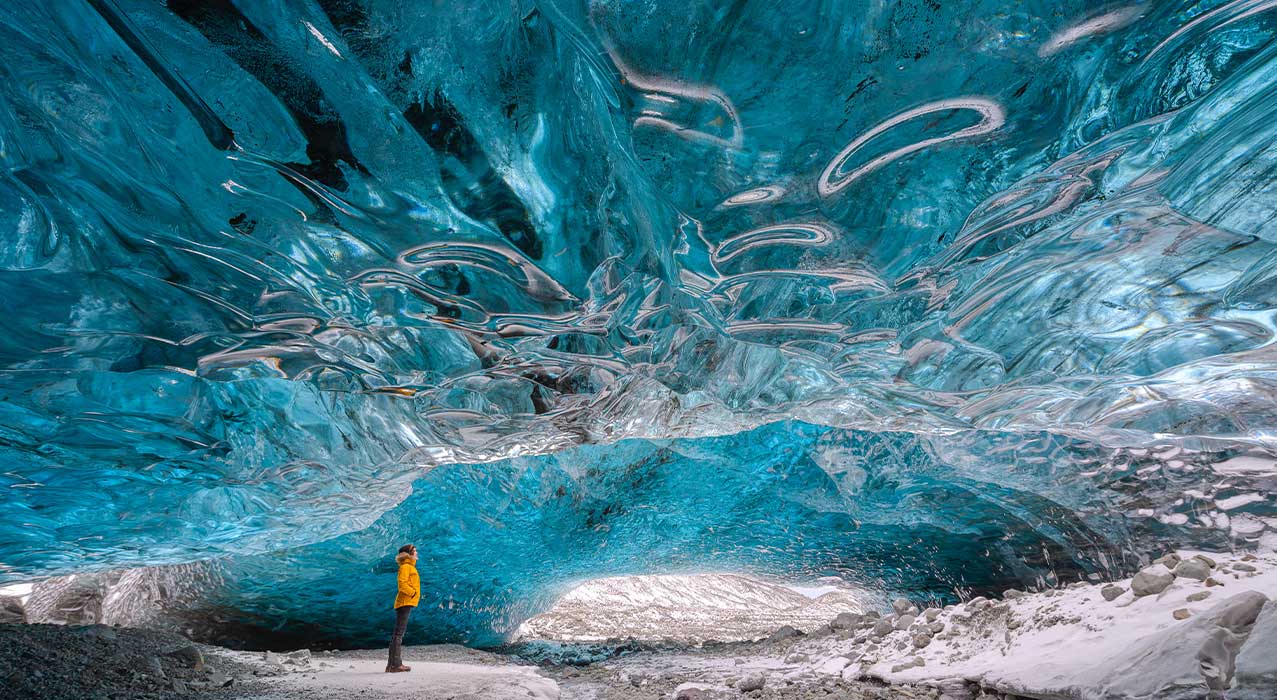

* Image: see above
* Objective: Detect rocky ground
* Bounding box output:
[0,622,270,700]
[2,550,1274,700]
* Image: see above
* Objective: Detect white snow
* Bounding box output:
[799,551,1277,698]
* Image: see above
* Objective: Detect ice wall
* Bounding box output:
[1,0,1276,638]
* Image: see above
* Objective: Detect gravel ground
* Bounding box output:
[0,622,269,700]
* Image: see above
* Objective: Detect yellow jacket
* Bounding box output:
[394,560,420,609]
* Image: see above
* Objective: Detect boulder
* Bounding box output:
[737,674,766,692]
[892,598,914,615]
[1233,599,1277,699]
[1101,585,1125,601]
[1234,563,1258,573]
[1131,564,1175,596]
[894,614,916,630]
[765,625,802,643]
[830,612,860,630]
[912,633,933,648]
[872,618,895,637]
[1174,559,1211,581]
[1192,554,1218,569]
[673,683,708,700]
[928,621,945,634]
[924,608,941,622]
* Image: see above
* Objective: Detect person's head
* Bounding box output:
[395,544,417,564]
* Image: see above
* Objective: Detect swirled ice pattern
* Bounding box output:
[3,0,1277,644]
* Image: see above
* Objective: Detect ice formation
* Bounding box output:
[1,0,1276,647]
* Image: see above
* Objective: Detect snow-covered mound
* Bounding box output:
[514,574,866,644]
[572,551,1276,699]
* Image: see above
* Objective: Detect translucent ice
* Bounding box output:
[1,0,1276,642]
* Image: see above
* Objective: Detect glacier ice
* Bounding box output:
[0,0,1276,646]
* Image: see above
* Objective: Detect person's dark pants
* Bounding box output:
[388,605,412,668]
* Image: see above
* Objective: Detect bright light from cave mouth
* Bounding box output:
[513,573,868,644]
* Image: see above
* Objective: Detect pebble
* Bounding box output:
[895,614,917,631]
[1173,608,1192,620]
[1101,584,1125,601]
[1187,591,1212,602]
[1233,563,1257,573]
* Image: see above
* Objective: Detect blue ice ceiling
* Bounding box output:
[2,0,1277,635]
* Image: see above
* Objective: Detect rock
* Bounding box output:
[895,614,916,630]
[1155,553,1182,569]
[1242,554,1257,561]
[1192,554,1217,568]
[766,625,802,643]
[967,596,989,608]
[280,649,311,665]
[932,678,975,700]
[1174,559,1211,581]
[207,669,233,688]
[145,656,165,679]
[873,618,896,637]
[1131,564,1175,596]
[1206,577,1224,587]
[75,624,118,642]
[893,598,914,615]
[928,621,945,634]
[1234,563,1258,573]
[1091,591,1268,698]
[738,674,766,692]
[785,652,809,663]
[891,657,926,673]
[1101,584,1125,601]
[1233,599,1277,699]
[912,633,932,648]
[0,596,26,624]
[1173,608,1192,620]
[673,684,707,700]
[1188,591,1213,603]
[1003,589,1026,600]
[165,645,204,672]
[831,612,861,630]
[1068,581,1089,590]
[924,608,941,621]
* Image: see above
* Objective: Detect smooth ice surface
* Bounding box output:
[1,0,1277,642]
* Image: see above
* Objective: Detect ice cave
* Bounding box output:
[1,1,1276,699]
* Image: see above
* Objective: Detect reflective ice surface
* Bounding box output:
[1,0,1276,641]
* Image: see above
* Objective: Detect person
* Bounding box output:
[386,544,419,673]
